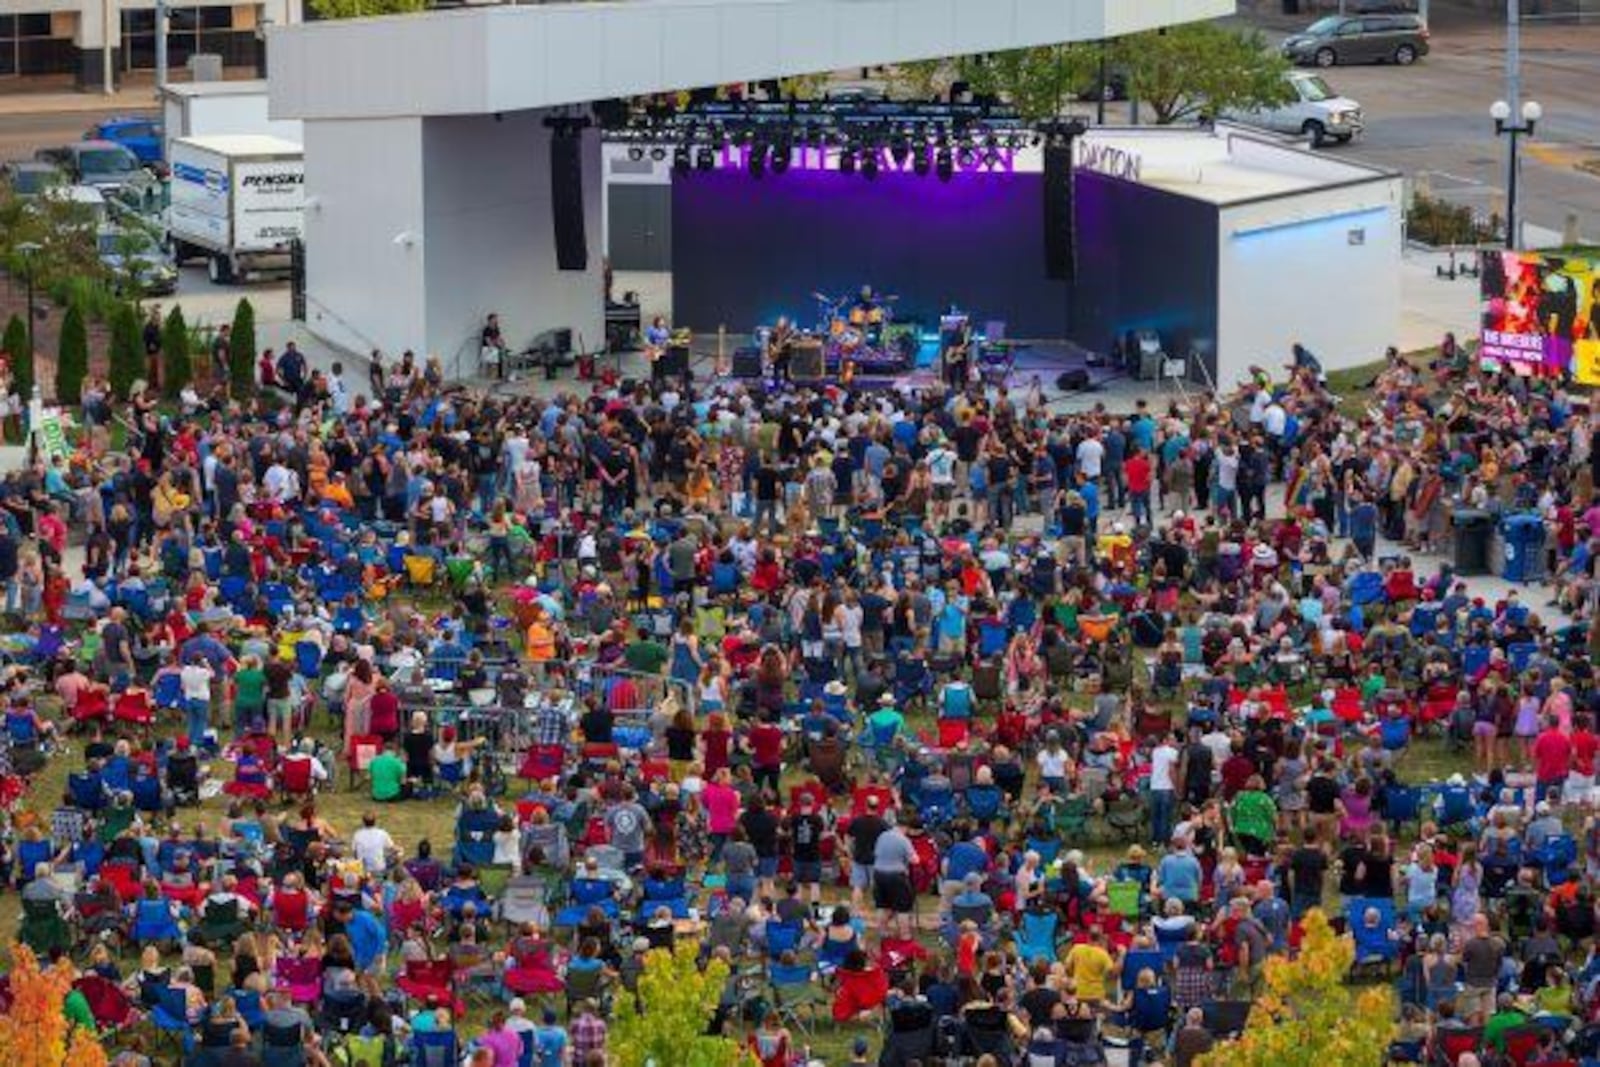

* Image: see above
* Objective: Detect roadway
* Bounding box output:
[1241,13,1600,242]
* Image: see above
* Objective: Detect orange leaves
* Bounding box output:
[1195,910,1396,1067]
[0,943,106,1067]
[0,943,71,1067]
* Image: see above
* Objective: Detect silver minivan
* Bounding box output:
[1282,14,1430,67]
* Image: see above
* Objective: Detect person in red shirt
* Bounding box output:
[748,719,785,794]
[1124,448,1154,528]
[1532,714,1574,801]
[1568,712,1599,804]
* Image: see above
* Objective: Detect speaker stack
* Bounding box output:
[790,339,825,382]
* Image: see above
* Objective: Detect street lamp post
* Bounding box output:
[1491,99,1542,250]
[15,241,40,359]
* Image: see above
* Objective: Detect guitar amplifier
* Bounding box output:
[731,346,764,379]
[660,343,690,377]
[791,339,825,382]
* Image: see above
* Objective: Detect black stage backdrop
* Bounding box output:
[670,168,1072,339]
[1071,170,1219,376]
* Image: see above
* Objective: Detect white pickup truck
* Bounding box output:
[1225,71,1364,148]
[167,134,304,284]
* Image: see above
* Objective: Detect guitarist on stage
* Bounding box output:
[768,315,796,383]
[644,315,670,387]
[942,318,972,389]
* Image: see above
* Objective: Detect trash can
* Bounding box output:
[1452,509,1492,576]
[1500,512,1546,583]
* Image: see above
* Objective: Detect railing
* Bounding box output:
[528,659,697,718]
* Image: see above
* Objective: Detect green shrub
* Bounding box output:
[3,313,32,404]
[161,306,191,400]
[55,302,87,405]
[108,302,143,401]
[230,298,256,395]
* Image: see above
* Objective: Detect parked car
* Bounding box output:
[85,117,165,169]
[98,227,178,296]
[1281,13,1429,67]
[1,160,65,198]
[34,141,146,191]
[1224,71,1363,147]
[41,184,110,228]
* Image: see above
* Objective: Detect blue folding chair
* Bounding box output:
[1381,784,1422,835]
[765,918,804,957]
[411,1031,460,1067]
[69,770,109,812]
[149,984,194,1058]
[1016,909,1059,964]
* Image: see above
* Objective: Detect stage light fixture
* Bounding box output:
[861,150,879,180]
[628,146,645,162]
[936,147,953,182]
[650,146,668,162]
[839,148,856,174]
[771,142,791,175]
[957,147,978,169]
[696,146,715,172]
[890,134,910,166]
[673,146,692,176]
[912,145,931,177]
[749,142,768,178]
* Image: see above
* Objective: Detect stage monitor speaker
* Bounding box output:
[661,343,690,378]
[791,340,825,382]
[550,134,588,272]
[1056,368,1091,392]
[731,346,763,379]
[1044,144,1075,281]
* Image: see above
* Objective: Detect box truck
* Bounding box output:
[159,81,304,164]
[168,134,304,284]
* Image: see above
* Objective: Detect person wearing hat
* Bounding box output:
[865,693,904,755]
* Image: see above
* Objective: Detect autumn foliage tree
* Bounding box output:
[1197,909,1395,1067]
[608,942,748,1067]
[0,943,110,1067]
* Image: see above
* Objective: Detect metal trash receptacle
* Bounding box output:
[1451,509,1492,576]
[1500,512,1546,583]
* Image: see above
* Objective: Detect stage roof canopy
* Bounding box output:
[1075,124,1397,206]
[268,0,1234,121]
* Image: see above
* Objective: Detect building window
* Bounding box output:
[0,11,74,77]
[123,5,247,71]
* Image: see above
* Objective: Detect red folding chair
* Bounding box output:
[279,754,316,800]
[517,743,565,782]
[273,956,323,1006]
[936,718,971,749]
[1331,687,1365,725]
[71,688,111,726]
[395,958,464,1014]
[113,690,155,728]
[347,734,383,789]
[100,861,143,904]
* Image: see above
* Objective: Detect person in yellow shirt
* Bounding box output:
[320,473,355,511]
[1062,936,1119,1005]
[526,609,557,663]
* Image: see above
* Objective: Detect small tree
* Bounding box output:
[55,302,87,406]
[4,312,33,405]
[0,943,110,1067]
[108,302,143,401]
[307,0,425,16]
[161,305,191,400]
[230,297,257,395]
[1114,24,1294,125]
[608,943,745,1067]
[1197,909,1395,1067]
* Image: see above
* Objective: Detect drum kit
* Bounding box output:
[795,287,916,377]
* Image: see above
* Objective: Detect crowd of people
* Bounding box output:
[0,334,1598,1067]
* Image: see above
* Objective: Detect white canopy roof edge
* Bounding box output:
[269,0,1234,121]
